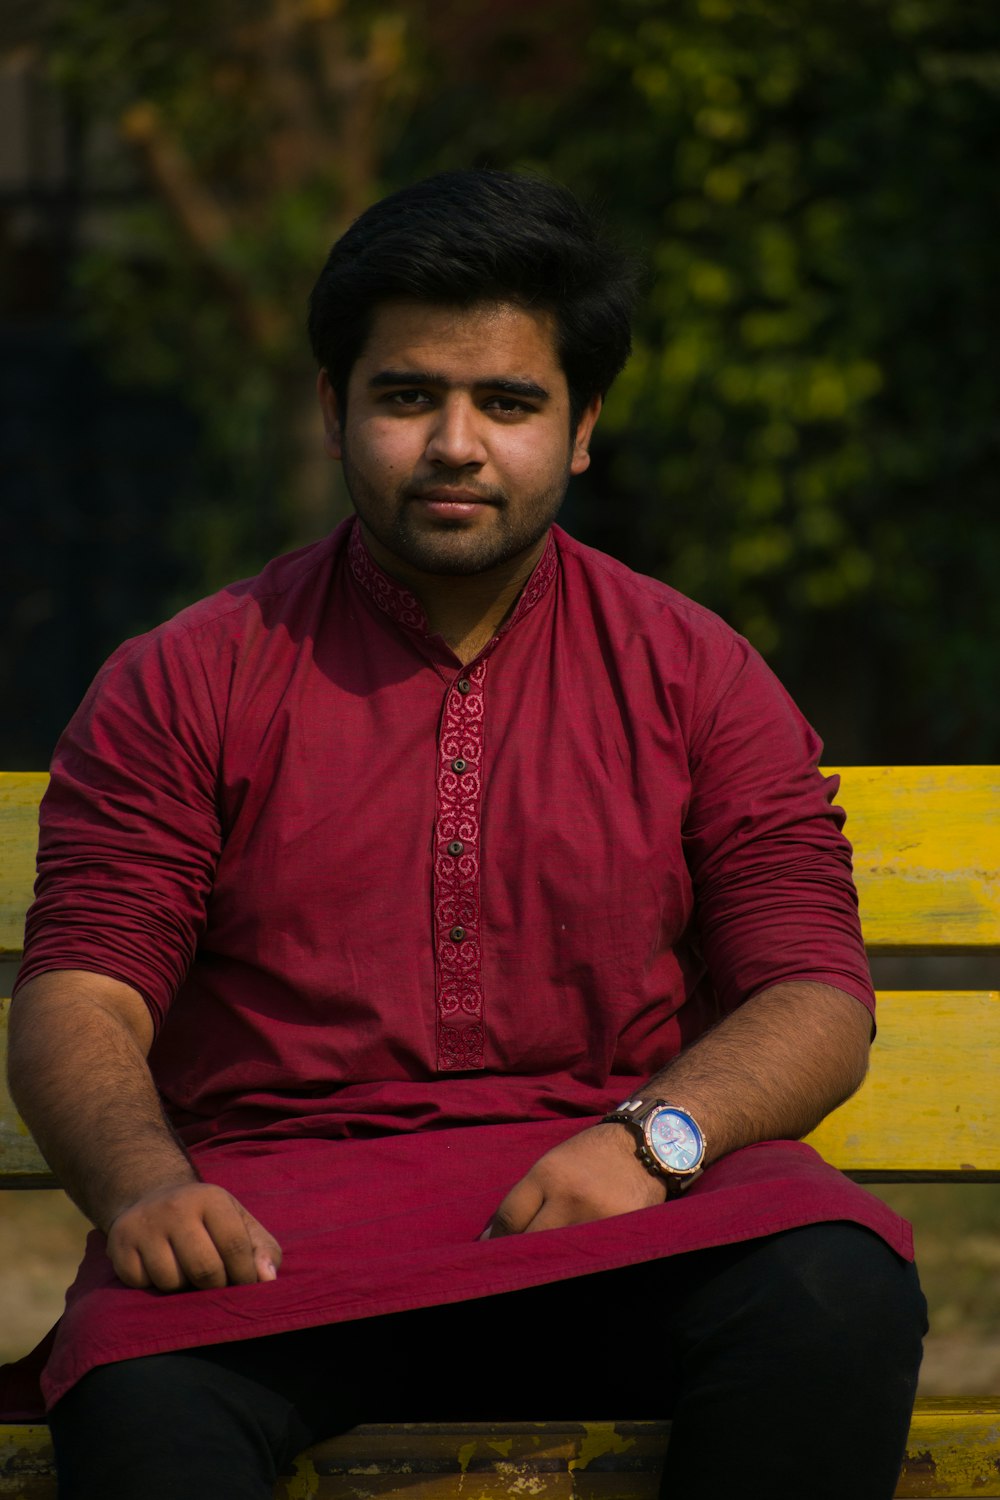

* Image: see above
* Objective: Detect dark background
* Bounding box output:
[3,0,998,769]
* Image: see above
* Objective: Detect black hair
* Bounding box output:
[307,170,640,426]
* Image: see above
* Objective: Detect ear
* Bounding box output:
[317,369,344,459]
[569,394,602,477]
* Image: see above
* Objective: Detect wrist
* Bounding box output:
[603,1098,706,1198]
[98,1163,201,1236]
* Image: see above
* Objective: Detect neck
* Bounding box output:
[360,527,548,665]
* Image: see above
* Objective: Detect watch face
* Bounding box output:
[647,1108,703,1173]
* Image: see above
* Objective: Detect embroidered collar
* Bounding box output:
[347,519,558,645]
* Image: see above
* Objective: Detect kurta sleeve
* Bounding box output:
[681,632,875,1020]
[15,619,225,1029]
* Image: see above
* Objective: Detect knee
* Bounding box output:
[733,1222,928,1375]
[672,1223,927,1380]
[52,1352,224,1431]
[664,1228,927,1495]
[49,1351,291,1500]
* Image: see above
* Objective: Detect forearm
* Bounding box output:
[7,970,196,1232]
[486,981,872,1238]
[641,981,873,1162]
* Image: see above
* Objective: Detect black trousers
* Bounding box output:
[49,1222,926,1500]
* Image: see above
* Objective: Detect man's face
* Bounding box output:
[318,299,600,581]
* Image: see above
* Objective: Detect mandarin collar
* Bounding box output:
[347,518,558,647]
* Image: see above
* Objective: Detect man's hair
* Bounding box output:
[307,170,640,426]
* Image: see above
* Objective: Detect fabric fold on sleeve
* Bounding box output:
[681,634,875,1021]
[16,621,226,1028]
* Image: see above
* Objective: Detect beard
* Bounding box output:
[340,448,572,578]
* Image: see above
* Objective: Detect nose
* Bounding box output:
[424,397,487,468]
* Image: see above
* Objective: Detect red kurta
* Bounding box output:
[10,520,910,1413]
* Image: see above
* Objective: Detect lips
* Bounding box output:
[407,487,499,522]
[409,487,496,506]
[414,500,487,523]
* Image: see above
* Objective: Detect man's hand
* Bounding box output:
[8,973,283,1294]
[481,1122,664,1239]
[107,1181,283,1292]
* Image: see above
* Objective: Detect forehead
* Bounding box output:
[352,299,565,386]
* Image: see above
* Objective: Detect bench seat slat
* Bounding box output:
[4,1408,1000,1498]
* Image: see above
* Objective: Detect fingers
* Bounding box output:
[519,1198,587,1234]
[490,1183,601,1237]
[200,1196,262,1286]
[145,1220,231,1292]
[197,1197,282,1285]
[109,1240,153,1289]
[480,1125,668,1241]
[106,1183,282,1293]
[481,1175,545,1240]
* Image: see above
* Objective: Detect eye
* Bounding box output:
[384,389,432,408]
[485,395,536,416]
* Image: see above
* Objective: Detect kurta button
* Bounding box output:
[457,678,471,694]
[452,758,467,773]
[450,926,466,942]
[447,840,464,856]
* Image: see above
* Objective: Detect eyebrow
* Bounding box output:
[368,370,551,402]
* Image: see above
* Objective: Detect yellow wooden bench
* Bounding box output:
[1,767,998,1498]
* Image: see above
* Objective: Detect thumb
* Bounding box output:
[244,1214,283,1281]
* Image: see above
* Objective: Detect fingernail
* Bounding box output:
[261,1259,277,1281]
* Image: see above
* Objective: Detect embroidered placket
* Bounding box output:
[434,662,488,1070]
[347,520,559,1074]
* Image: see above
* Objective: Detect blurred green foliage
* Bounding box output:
[49,0,422,583]
[45,0,1000,757]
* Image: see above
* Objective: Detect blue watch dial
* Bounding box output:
[647,1107,703,1172]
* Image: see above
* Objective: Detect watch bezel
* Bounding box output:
[642,1104,705,1178]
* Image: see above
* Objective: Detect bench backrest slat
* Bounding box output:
[825,765,999,952]
[803,989,1000,1177]
[0,999,53,1183]
[4,989,997,1186]
[0,773,48,957]
[2,769,997,957]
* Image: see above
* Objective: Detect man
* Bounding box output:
[7,170,924,1499]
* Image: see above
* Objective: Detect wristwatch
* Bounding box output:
[603,1097,706,1198]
